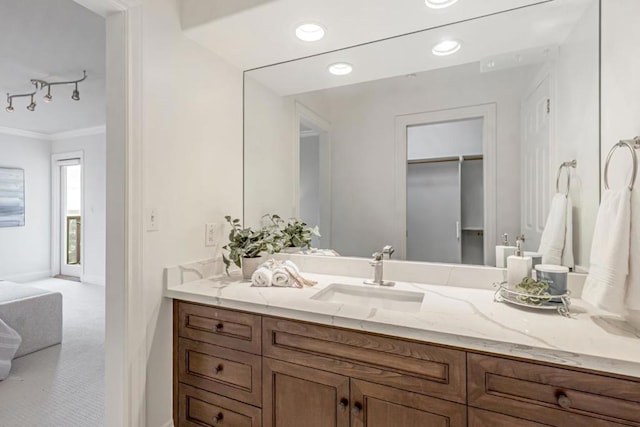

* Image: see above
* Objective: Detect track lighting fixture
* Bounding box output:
[4,70,87,112]
[26,95,36,111]
[72,83,80,101]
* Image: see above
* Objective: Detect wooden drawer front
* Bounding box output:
[263,317,466,403]
[469,408,555,427]
[178,383,261,427]
[179,302,261,354]
[179,338,262,407]
[468,353,640,427]
[351,379,466,427]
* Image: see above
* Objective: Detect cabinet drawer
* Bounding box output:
[469,408,556,427]
[178,383,261,427]
[178,338,262,407]
[468,353,640,427]
[178,302,261,354]
[263,317,466,403]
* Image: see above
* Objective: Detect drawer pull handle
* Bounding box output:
[557,393,572,409]
[215,323,224,332]
[213,412,224,424]
[339,398,349,411]
[352,402,363,416]
[215,364,223,374]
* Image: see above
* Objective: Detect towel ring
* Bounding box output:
[604,138,639,191]
[556,160,577,196]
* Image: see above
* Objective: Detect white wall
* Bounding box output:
[600,0,640,329]
[299,134,320,240]
[407,118,484,160]
[297,63,533,258]
[52,131,106,285]
[0,133,51,282]
[139,0,243,425]
[555,0,600,270]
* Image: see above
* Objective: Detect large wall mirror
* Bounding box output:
[244,0,600,271]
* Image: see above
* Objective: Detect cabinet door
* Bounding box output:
[350,379,466,427]
[263,358,350,427]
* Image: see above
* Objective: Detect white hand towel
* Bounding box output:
[251,267,273,287]
[538,193,568,266]
[561,195,575,269]
[0,318,22,381]
[582,188,631,314]
[625,186,640,311]
[272,268,294,287]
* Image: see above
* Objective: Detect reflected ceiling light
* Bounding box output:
[43,86,52,103]
[295,23,326,42]
[5,70,86,113]
[328,62,353,76]
[5,96,14,113]
[425,0,459,9]
[432,39,461,56]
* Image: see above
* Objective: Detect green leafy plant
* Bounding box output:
[263,214,320,249]
[222,216,283,274]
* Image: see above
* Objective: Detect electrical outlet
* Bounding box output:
[205,223,218,247]
[147,208,159,232]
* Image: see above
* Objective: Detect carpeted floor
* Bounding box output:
[0,278,104,427]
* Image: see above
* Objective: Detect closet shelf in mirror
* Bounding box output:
[408,154,483,165]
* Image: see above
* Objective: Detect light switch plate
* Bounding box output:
[146,208,159,232]
[205,223,219,247]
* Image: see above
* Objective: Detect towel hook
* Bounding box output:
[604,137,639,191]
[556,160,577,196]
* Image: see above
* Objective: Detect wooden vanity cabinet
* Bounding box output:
[174,301,640,427]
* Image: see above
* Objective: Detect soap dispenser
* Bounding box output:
[507,237,532,289]
[496,233,517,268]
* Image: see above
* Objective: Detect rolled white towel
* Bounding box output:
[272,268,295,287]
[0,318,22,381]
[251,267,273,287]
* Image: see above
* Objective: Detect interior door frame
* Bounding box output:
[51,152,84,279]
[293,101,333,248]
[394,104,497,264]
[72,1,144,426]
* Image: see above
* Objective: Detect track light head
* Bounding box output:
[6,97,13,113]
[43,87,52,103]
[71,83,79,101]
[27,95,36,111]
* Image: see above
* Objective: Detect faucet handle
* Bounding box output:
[382,245,395,259]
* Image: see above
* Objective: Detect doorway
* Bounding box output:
[406,119,484,264]
[59,159,82,278]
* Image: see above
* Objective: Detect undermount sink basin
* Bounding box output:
[311,283,425,313]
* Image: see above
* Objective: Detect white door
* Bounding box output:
[406,160,462,263]
[521,76,551,252]
[59,159,82,278]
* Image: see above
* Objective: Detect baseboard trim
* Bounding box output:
[82,274,106,286]
[2,270,52,283]
[160,419,174,427]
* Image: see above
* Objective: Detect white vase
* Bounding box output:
[241,256,264,280]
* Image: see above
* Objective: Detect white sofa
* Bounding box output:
[0,281,62,358]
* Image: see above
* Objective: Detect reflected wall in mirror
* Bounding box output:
[244,0,600,271]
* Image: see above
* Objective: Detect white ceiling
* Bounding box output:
[0,0,105,135]
[181,0,555,71]
[246,0,594,96]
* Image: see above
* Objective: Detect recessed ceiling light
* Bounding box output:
[295,23,326,42]
[425,0,459,9]
[328,62,353,76]
[432,40,461,56]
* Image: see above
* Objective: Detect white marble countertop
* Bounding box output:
[165,270,640,379]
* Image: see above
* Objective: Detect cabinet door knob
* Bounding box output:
[557,392,572,409]
[213,412,223,424]
[215,322,224,332]
[352,402,363,416]
[215,364,223,374]
[338,398,349,411]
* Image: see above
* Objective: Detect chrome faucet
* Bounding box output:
[364,251,395,287]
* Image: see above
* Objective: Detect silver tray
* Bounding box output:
[493,282,572,317]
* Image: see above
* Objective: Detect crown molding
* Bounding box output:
[49,125,106,141]
[0,126,50,140]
